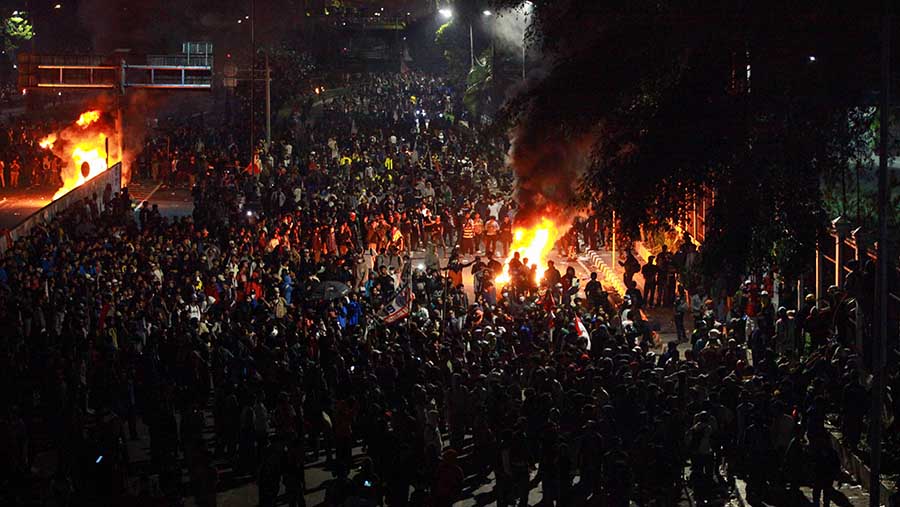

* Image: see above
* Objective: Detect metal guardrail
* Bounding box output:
[20,53,214,90]
[182,42,213,55]
[0,163,122,252]
[124,64,212,89]
[147,54,214,67]
[34,64,118,88]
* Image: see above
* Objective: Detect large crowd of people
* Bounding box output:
[0,67,897,507]
[0,119,65,190]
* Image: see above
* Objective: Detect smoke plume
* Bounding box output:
[490,4,533,53]
[507,122,592,230]
[496,4,594,230]
[81,91,163,184]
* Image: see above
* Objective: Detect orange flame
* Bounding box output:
[51,134,109,200]
[75,110,101,128]
[38,109,118,201]
[39,133,57,149]
[495,217,561,286]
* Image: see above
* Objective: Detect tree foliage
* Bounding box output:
[493,0,889,280]
[3,12,34,53]
[464,47,494,117]
[435,20,470,85]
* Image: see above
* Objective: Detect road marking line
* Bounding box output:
[134,182,162,210]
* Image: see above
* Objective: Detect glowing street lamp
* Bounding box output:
[483,10,492,16]
[438,8,453,19]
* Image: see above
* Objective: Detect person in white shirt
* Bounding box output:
[422,181,436,200]
[186,296,202,321]
[488,198,502,219]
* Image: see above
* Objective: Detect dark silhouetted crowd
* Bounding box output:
[0,70,897,507]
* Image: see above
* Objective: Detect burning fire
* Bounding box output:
[38,109,119,200]
[39,133,57,149]
[495,217,561,286]
[75,110,101,128]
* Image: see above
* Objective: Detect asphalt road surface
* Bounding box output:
[0,186,55,229]
[128,180,195,219]
[0,178,194,232]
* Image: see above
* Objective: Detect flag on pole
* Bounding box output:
[547,309,557,347]
[541,290,556,312]
[244,153,261,176]
[381,283,414,324]
[575,313,591,350]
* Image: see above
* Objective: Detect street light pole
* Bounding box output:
[870,1,891,506]
[265,52,271,148]
[611,210,617,262]
[249,0,256,161]
[522,1,532,79]
[522,38,526,80]
[469,23,474,69]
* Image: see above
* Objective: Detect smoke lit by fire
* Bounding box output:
[496,116,593,287]
[38,109,120,200]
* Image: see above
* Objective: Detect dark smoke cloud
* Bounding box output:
[504,55,593,230]
[80,89,172,184]
[507,122,592,229]
[77,0,182,52]
[76,0,305,54]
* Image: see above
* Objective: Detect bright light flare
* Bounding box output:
[39,134,57,149]
[75,110,101,128]
[438,8,453,18]
[495,217,561,286]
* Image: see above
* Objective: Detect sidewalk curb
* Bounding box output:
[586,248,626,298]
[826,424,896,502]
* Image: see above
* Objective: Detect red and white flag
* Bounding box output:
[382,283,414,324]
[575,314,591,350]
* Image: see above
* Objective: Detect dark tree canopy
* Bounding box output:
[495,0,891,279]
